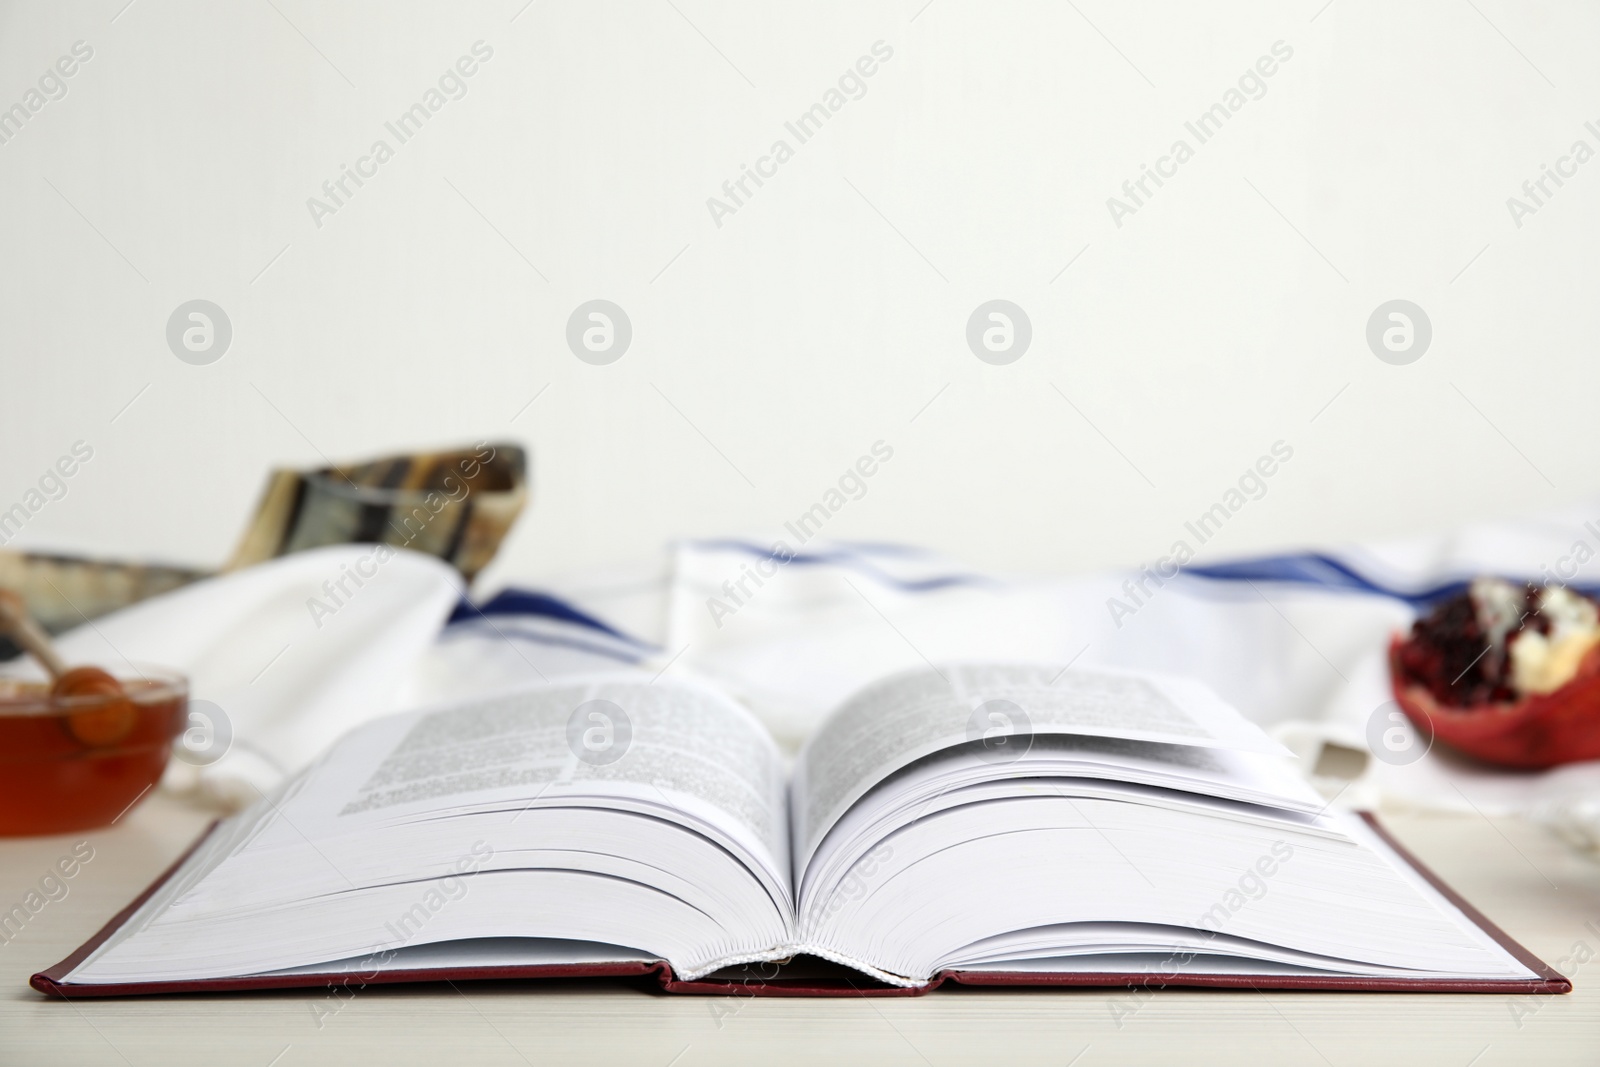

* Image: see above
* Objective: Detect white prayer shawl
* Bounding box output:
[21,503,1600,852]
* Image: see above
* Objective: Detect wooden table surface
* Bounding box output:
[2,793,1597,1066]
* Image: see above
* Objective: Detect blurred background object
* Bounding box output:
[222,441,526,581]
[0,552,205,642]
[0,443,527,658]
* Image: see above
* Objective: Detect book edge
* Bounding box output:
[1354,810,1571,993]
[31,814,1572,998]
[31,819,225,997]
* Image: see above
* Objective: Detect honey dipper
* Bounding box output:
[0,589,136,744]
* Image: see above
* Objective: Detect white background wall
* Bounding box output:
[2,0,1596,590]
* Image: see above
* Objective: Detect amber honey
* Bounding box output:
[0,671,186,836]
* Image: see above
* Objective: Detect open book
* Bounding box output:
[35,664,1567,997]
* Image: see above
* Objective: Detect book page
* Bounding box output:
[282,673,790,885]
[791,663,1290,872]
[68,673,802,985]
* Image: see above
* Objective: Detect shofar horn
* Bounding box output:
[222,442,527,583]
[0,443,529,645]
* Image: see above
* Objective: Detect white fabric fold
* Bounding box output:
[3,546,461,809]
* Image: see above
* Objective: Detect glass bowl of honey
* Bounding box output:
[0,668,187,836]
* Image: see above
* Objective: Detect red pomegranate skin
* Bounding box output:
[1390,637,1600,770]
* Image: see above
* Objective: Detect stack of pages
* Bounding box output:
[36,664,1566,996]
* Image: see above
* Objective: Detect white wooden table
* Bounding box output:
[3,794,1597,1066]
